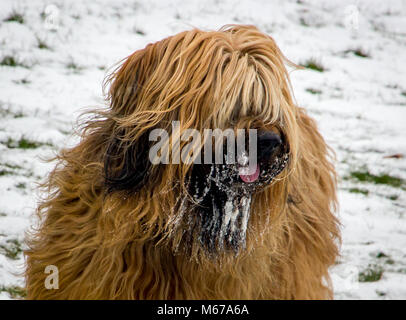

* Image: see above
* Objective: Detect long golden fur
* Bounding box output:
[25,25,340,299]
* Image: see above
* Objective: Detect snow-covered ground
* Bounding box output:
[0,0,405,300]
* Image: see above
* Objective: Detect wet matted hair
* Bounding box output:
[25,25,340,299]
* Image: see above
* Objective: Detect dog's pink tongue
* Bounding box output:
[239,165,260,183]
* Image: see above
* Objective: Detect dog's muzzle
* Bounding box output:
[187,130,289,256]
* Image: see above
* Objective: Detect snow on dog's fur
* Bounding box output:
[25,25,340,299]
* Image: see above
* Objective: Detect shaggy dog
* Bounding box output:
[25,25,340,299]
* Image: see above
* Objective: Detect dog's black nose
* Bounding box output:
[258,131,282,161]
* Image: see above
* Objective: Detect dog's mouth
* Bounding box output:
[239,164,260,183]
[185,130,289,256]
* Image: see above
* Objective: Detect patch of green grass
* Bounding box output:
[358,264,384,282]
[376,252,389,259]
[0,285,26,299]
[388,194,399,201]
[37,37,50,50]
[301,59,325,72]
[15,112,25,118]
[18,139,41,149]
[0,169,13,176]
[1,56,18,67]
[348,171,404,188]
[0,107,25,118]
[349,48,370,58]
[58,128,71,135]
[66,60,84,73]
[349,188,369,195]
[7,137,39,149]
[5,137,52,149]
[134,28,146,36]
[306,88,322,95]
[14,111,25,118]
[376,290,386,297]
[66,61,79,69]
[16,182,26,189]
[1,163,23,170]
[13,78,31,85]
[4,10,24,24]
[401,91,406,97]
[0,163,23,176]
[0,56,27,68]
[0,239,23,260]
[299,17,309,27]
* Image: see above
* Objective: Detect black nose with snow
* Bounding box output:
[258,131,283,162]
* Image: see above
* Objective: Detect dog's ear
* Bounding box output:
[102,43,168,194]
[104,131,152,194]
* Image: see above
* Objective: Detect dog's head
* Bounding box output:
[103,25,299,259]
